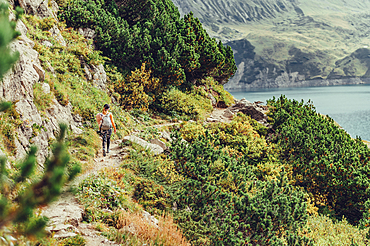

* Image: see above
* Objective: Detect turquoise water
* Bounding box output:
[228,84,370,140]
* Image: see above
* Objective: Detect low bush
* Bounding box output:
[113,63,160,111]
[33,82,54,111]
[301,214,370,245]
[78,174,126,222]
[268,95,370,224]
[170,131,311,245]
[158,87,212,120]
[197,77,235,107]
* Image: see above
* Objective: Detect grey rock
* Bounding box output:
[161,131,172,141]
[49,25,66,46]
[222,108,234,118]
[123,135,164,155]
[227,98,270,127]
[121,222,136,235]
[207,117,219,122]
[36,0,55,18]
[45,224,74,233]
[73,114,83,122]
[44,61,55,74]
[149,139,167,150]
[50,0,59,14]
[33,63,45,81]
[142,210,159,227]
[42,40,53,48]
[42,83,50,94]
[70,125,83,135]
[53,231,77,239]
[1,43,41,101]
[78,27,96,39]
[15,18,28,37]
[91,64,107,90]
[208,92,217,106]
[83,63,93,81]
[18,0,44,15]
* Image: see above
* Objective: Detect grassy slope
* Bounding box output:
[196,0,370,81]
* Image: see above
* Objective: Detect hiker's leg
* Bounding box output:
[101,130,107,151]
[107,129,112,152]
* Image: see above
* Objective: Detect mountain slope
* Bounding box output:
[173,0,370,89]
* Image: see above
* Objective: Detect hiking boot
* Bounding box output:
[107,149,110,153]
[103,149,106,157]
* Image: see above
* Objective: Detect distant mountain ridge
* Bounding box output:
[172,0,370,89]
[172,0,302,24]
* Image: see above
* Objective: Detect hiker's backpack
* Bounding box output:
[100,113,112,130]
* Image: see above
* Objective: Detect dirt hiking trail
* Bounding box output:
[42,141,126,245]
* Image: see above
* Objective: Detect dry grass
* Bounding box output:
[115,210,190,246]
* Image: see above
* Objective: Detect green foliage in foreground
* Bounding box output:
[0,2,22,80]
[0,124,80,239]
[268,95,370,224]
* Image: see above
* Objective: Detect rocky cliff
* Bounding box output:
[223,38,370,90]
[0,1,106,165]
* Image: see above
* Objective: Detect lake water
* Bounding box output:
[228,84,370,141]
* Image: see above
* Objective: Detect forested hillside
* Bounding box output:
[2,0,370,245]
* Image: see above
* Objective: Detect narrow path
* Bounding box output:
[41,141,127,245]
[41,107,231,244]
[206,107,233,123]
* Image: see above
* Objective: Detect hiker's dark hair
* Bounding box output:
[104,104,110,110]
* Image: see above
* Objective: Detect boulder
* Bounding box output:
[18,0,44,15]
[150,139,167,150]
[91,64,107,90]
[142,210,159,227]
[226,98,270,127]
[41,82,50,94]
[78,27,96,40]
[123,135,164,155]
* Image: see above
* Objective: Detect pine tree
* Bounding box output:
[0,1,22,80]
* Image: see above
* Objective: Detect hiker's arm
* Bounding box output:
[110,114,116,133]
[96,114,102,127]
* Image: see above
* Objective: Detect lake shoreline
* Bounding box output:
[228,84,370,141]
[225,77,370,92]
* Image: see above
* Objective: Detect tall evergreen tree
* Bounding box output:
[59,0,236,89]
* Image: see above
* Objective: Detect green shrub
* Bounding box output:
[197,77,235,107]
[0,3,22,80]
[59,235,86,246]
[113,63,160,111]
[268,95,370,224]
[59,0,236,89]
[158,87,212,120]
[301,214,369,245]
[33,82,54,111]
[170,131,311,245]
[133,177,170,211]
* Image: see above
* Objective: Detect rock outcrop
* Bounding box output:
[206,98,270,127]
[0,1,106,165]
[122,135,165,155]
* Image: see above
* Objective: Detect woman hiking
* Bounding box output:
[96,104,116,156]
